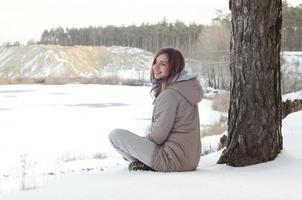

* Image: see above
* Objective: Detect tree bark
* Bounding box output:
[217,0,283,166]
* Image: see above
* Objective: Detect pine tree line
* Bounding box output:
[38,2,302,53]
[39,20,202,55]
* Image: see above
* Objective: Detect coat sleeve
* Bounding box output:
[147,91,178,145]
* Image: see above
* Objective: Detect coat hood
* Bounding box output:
[168,70,203,105]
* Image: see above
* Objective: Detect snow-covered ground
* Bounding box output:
[0,84,301,200]
[1,110,302,200]
[282,90,302,101]
[0,84,224,194]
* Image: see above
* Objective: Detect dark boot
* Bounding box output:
[128,160,155,171]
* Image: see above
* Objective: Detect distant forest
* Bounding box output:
[35,2,302,54]
[40,20,202,56]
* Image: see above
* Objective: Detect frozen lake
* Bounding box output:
[0,84,155,170]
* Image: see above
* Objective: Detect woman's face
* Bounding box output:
[152,53,170,80]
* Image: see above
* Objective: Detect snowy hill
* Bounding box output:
[1,45,301,86]
[0,45,153,82]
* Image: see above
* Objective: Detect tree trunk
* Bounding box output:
[217,0,283,166]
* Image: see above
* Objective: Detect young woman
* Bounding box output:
[109,48,203,172]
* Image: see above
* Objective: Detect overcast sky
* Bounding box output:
[0,0,300,44]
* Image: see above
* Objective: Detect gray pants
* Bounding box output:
[108,129,157,167]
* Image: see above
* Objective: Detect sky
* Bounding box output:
[0,0,301,45]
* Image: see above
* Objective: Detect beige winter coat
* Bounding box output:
[147,74,203,172]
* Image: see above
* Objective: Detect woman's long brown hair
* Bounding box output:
[150,48,185,97]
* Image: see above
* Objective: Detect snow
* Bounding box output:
[282,90,302,101]
[281,51,302,73]
[201,132,226,154]
[0,85,301,200]
[0,84,223,191]
[0,45,155,79]
[199,99,222,126]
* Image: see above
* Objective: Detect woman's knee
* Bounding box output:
[108,128,128,142]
